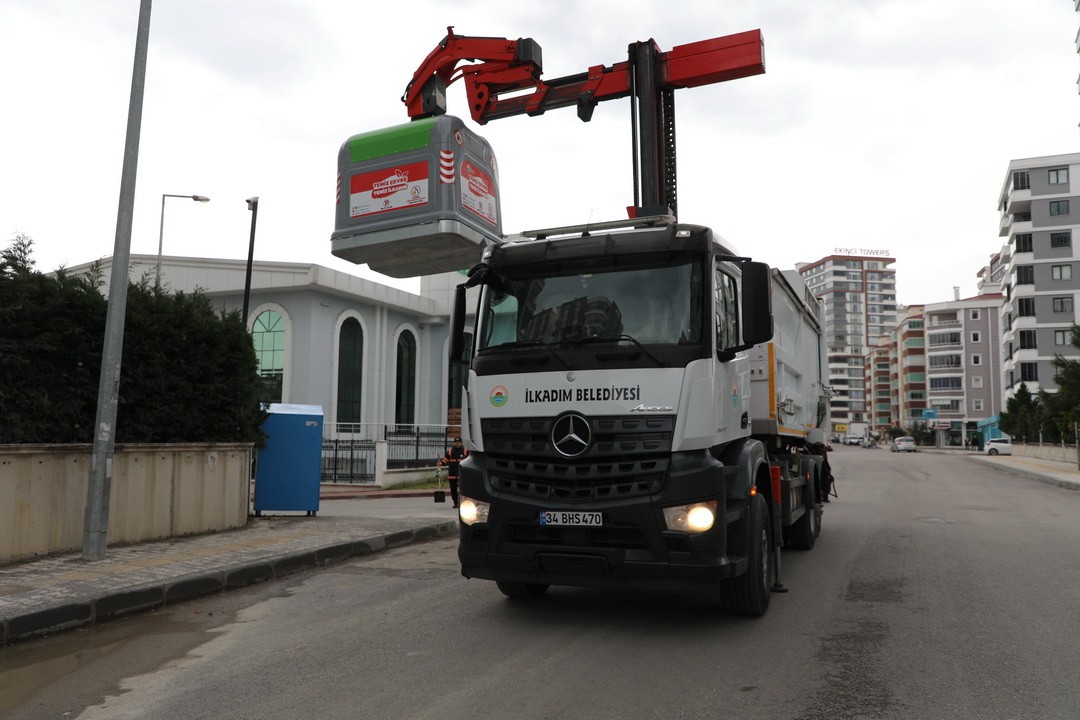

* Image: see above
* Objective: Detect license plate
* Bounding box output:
[539,511,602,526]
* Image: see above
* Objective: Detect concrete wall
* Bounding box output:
[1014,441,1080,464]
[0,443,252,565]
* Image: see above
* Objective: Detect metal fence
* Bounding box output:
[322,423,451,484]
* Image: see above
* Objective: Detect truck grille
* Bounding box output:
[481,415,674,503]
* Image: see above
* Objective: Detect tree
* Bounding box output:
[0,235,265,444]
[1033,324,1080,443]
[1000,382,1041,442]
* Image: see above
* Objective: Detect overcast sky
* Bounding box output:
[2,0,1078,305]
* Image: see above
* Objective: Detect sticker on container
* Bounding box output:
[460,160,497,226]
[349,161,429,219]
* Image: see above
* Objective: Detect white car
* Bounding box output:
[985,437,1012,456]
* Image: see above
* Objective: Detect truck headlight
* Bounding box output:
[662,501,717,534]
[459,496,490,525]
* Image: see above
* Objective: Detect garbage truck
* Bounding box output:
[331,28,833,615]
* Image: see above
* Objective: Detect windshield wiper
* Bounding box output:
[483,340,574,369]
[575,334,664,366]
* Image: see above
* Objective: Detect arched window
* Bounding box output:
[252,310,284,404]
[395,331,417,425]
[337,317,363,425]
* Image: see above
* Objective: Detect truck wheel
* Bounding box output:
[496,581,550,599]
[788,498,817,550]
[720,495,771,616]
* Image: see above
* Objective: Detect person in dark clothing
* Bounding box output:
[438,438,469,508]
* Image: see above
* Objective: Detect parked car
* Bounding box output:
[985,437,1012,456]
[891,436,917,453]
[845,434,862,445]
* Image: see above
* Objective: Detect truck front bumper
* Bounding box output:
[457,452,750,593]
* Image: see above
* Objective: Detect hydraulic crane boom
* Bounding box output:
[402,27,765,219]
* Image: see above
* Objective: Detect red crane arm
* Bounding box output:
[404,27,765,125]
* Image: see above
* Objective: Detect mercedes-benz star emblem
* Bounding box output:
[551,413,591,458]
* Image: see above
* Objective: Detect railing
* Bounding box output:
[322,423,452,484]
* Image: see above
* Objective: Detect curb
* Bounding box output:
[1,520,458,646]
[319,489,438,501]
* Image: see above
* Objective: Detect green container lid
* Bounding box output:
[346,117,437,163]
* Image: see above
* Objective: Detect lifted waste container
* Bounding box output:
[254,404,323,516]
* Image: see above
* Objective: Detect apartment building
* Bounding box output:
[864,305,926,436]
[893,306,926,430]
[997,152,1080,399]
[797,253,898,436]
[923,292,1004,445]
[866,338,893,437]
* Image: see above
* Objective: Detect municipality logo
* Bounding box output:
[490,385,508,407]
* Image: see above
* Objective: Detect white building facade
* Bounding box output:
[69,254,478,432]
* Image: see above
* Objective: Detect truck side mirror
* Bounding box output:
[449,284,468,364]
[740,261,773,346]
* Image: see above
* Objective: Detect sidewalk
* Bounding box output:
[0,486,455,645]
[967,451,1080,491]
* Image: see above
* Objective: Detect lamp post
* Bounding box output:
[243,196,259,323]
[156,193,210,286]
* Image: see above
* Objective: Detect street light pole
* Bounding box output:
[156,193,210,287]
[84,0,151,561]
[243,196,259,323]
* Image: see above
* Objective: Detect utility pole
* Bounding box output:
[243,196,259,323]
[84,0,152,561]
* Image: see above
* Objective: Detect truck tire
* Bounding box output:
[787,473,819,550]
[496,581,550,599]
[720,495,771,616]
[787,501,817,550]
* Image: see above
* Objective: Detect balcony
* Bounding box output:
[1000,212,1033,239]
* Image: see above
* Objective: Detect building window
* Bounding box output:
[1050,200,1070,217]
[1017,297,1035,317]
[336,318,364,424]
[1056,330,1070,346]
[928,331,961,346]
[1049,168,1069,184]
[1020,362,1039,382]
[1019,329,1037,349]
[971,354,981,365]
[1014,234,1033,252]
[972,376,983,389]
[1015,265,1034,285]
[972,399,984,412]
[1053,264,1073,281]
[1013,171,1030,190]
[1051,231,1072,249]
[971,331,981,343]
[929,376,963,390]
[929,354,961,368]
[252,310,285,404]
[394,331,417,425]
[1053,296,1074,313]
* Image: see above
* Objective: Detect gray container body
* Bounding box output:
[331,115,502,277]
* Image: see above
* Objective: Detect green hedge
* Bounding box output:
[0,234,266,444]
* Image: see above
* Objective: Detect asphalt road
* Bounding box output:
[4,447,1080,719]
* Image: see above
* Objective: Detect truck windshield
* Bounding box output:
[477,258,703,352]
